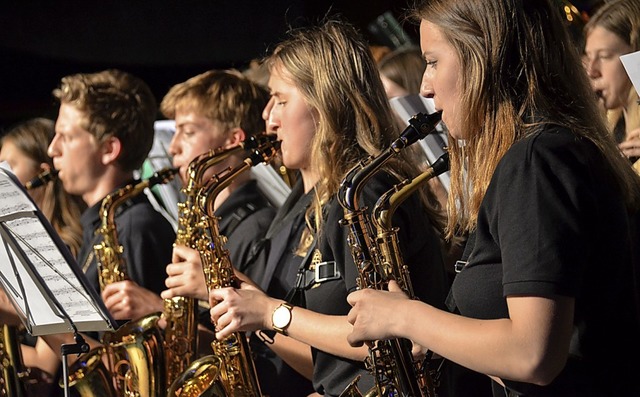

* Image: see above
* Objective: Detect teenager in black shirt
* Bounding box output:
[208,20,449,397]
[346,1,640,396]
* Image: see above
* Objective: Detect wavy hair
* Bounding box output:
[53,69,157,172]
[266,19,445,244]
[160,69,269,137]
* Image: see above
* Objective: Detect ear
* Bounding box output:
[100,136,122,165]
[226,128,246,147]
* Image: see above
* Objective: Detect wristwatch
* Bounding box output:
[271,302,293,335]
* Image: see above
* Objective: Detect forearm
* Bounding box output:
[286,307,369,362]
[39,332,102,366]
[22,338,61,375]
[396,298,571,384]
[261,332,314,380]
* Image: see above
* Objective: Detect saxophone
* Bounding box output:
[167,138,280,397]
[369,152,450,397]
[163,134,276,389]
[0,324,28,397]
[337,112,442,397]
[65,167,178,397]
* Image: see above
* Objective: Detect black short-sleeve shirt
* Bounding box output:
[79,183,176,298]
[307,171,449,397]
[452,126,640,396]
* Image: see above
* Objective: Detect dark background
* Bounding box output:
[0,0,602,132]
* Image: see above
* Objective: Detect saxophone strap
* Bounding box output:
[296,257,341,289]
[283,239,317,306]
[445,231,475,313]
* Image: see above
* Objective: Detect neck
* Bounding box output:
[300,168,319,193]
[83,169,134,207]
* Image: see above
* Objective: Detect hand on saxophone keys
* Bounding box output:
[101,280,164,321]
[208,282,275,341]
[346,280,412,348]
[161,245,209,301]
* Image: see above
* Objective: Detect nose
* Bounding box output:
[420,70,434,99]
[168,130,181,156]
[47,133,60,158]
[262,97,274,123]
[585,56,601,79]
[263,97,279,134]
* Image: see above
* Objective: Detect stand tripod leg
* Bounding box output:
[60,333,89,397]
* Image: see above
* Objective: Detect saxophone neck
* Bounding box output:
[338,112,441,214]
[198,138,281,219]
[373,152,450,232]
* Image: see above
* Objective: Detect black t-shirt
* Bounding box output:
[78,182,176,298]
[248,179,316,397]
[215,179,276,281]
[452,126,640,396]
[307,171,449,397]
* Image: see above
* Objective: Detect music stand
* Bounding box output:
[0,166,115,396]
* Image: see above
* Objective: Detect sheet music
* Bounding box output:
[621,50,640,98]
[0,168,114,336]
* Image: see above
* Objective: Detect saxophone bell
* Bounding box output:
[25,169,58,190]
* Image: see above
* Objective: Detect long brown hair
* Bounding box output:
[2,118,85,256]
[413,0,640,237]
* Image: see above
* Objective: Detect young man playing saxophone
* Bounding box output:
[12,69,177,395]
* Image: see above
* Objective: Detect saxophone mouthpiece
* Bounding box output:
[25,169,58,190]
[431,152,450,177]
[147,167,180,187]
[393,111,442,151]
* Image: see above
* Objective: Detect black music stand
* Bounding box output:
[0,166,115,397]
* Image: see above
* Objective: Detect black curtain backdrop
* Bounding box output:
[0,0,601,131]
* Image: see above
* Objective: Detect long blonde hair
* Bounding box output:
[585,0,640,141]
[266,19,444,247]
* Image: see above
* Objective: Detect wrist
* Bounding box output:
[270,301,293,336]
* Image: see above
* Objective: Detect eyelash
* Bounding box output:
[425,60,438,68]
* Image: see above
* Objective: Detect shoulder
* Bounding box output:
[506,125,596,164]
[118,199,175,238]
[497,125,601,180]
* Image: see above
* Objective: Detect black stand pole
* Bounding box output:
[61,332,90,397]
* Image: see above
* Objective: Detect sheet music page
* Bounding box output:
[621,51,640,98]
[0,168,113,335]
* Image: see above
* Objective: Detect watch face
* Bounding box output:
[273,305,292,328]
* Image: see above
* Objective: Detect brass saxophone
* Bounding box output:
[337,112,442,397]
[163,134,276,389]
[369,152,450,397]
[66,167,178,397]
[0,324,28,397]
[167,137,280,397]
